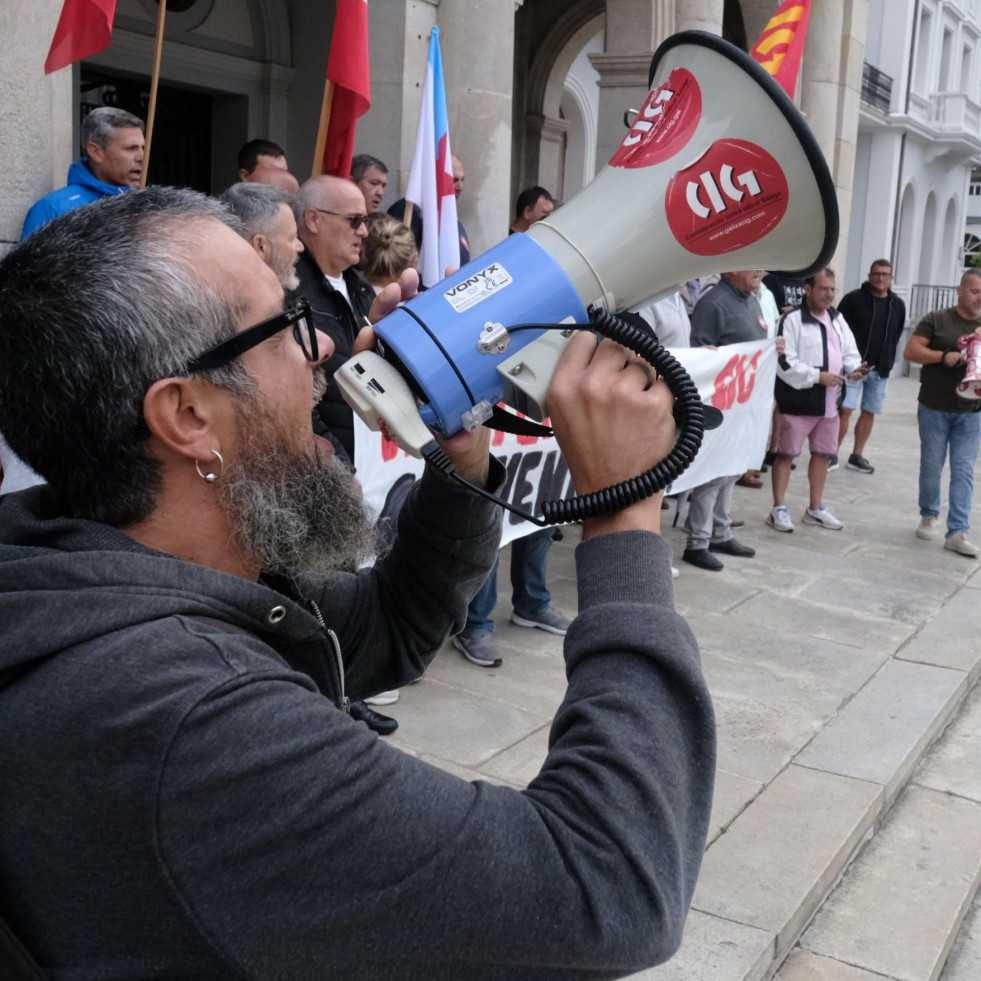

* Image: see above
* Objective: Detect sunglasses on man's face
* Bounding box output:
[311,208,369,230]
[185,298,319,373]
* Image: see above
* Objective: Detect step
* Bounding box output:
[777,681,981,981]
[939,894,981,980]
[631,632,981,980]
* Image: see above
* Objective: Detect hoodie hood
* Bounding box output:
[0,486,324,679]
[66,158,131,198]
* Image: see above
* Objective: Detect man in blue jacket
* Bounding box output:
[20,106,145,240]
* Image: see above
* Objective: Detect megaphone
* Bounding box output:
[337,31,838,522]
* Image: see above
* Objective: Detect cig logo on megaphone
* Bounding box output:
[609,68,702,168]
[666,139,789,256]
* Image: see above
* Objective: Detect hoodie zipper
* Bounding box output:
[308,598,349,713]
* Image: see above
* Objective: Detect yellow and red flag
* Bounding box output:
[750,0,812,100]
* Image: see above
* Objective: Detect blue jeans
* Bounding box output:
[917,404,981,536]
[463,528,554,636]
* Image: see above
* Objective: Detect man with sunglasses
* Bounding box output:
[0,187,714,979]
[291,175,378,467]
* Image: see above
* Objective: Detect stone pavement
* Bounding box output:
[384,372,981,980]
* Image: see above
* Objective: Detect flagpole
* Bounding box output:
[311,79,334,179]
[140,0,168,188]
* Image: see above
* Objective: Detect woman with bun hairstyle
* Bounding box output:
[362,214,418,294]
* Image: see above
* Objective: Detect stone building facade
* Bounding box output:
[3,0,873,275]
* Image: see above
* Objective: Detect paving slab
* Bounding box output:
[776,948,896,980]
[796,574,943,627]
[939,894,981,981]
[898,588,981,677]
[426,641,566,717]
[801,785,981,981]
[626,910,773,981]
[672,571,764,616]
[730,590,914,654]
[708,768,763,844]
[388,678,548,767]
[914,682,981,802]
[795,659,968,804]
[478,723,551,787]
[852,539,978,578]
[698,637,885,784]
[692,765,882,960]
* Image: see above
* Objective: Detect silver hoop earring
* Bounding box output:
[194,449,225,484]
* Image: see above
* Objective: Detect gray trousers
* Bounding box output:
[685,474,738,550]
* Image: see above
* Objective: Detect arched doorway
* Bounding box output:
[84,0,294,192]
[919,191,937,283]
[896,182,917,287]
[940,195,960,281]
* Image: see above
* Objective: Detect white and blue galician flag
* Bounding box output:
[405,26,460,287]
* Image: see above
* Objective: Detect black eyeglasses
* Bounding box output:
[186,298,318,373]
[311,208,369,230]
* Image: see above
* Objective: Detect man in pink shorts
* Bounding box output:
[767,268,866,532]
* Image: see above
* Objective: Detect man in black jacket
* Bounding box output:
[834,259,907,473]
[290,175,400,733]
[290,175,376,466]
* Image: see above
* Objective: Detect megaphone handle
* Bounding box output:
[539,308,705,523]
[423,309,706,525]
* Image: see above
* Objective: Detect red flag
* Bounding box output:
[320,0,371,178]
[44,0,117,75]
[749,0,812,100]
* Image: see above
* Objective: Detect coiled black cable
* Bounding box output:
[422,306,706,526]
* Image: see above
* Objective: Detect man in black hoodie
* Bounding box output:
[834,259,907,473]
[0,188,715,979]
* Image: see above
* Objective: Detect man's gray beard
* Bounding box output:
[218,398,376,577]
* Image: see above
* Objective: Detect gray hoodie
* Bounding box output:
[0,473,715,980]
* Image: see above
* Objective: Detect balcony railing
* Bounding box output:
[929,92,981,132]
[862,62,893,111]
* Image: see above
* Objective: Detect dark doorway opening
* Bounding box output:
[80,68,213,192]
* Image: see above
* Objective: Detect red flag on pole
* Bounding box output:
[318,0,371,178]
[749,0,812,99]
[44,0,117,75]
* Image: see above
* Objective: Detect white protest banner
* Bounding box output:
[353,416,568,548]
[666,338,777,495]
[353,338,776,541]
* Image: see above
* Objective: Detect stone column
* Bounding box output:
[801,0,868,270]
[440,0,519,254]
[354,0,438,205]
[673,0,724,35]
[0,0,73,254]
[537,114,570,200]
[590,0,723,171]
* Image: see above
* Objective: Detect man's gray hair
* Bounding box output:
[81,106,146,152]
[220,182,291,240]
[0,187,253,527]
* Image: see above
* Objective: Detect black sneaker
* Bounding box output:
[827,454,839,472]
[847,453,875,474]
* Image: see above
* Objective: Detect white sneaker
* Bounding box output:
[916,516,939,540]
[364,689,400,706]
[671,566,680,580]
[802,506,844,530]
[766,506,794,533]
[944,531,980,558]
